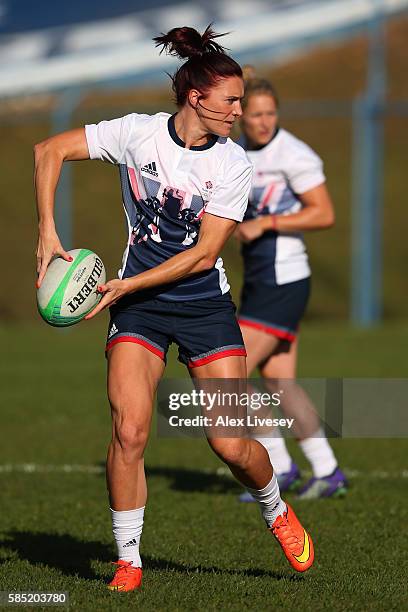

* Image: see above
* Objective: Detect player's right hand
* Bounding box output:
[36,229,73,288]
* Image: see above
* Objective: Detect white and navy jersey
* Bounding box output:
[240,128,325,286]
[85,112,252,301]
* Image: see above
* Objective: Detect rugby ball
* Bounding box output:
[37,248,106,326]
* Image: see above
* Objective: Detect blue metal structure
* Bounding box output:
[51,88,83,250]
[351,0,386,325]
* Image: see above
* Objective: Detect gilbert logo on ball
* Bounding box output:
[37,248,106,326]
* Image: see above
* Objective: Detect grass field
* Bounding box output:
[0,16,407,611]
[0,322,407,611]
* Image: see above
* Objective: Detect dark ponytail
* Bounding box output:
[153,25,242,106]
[154,24,227,58]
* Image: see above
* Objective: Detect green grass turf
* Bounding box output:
[1,18,407,609]
[0,322,407,610]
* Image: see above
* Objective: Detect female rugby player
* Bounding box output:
[236,71,347,501]
[34,28,314,592]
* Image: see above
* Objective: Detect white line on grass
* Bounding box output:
[0,463,104,474]
[214,466,408,479]
[0,464,407,479]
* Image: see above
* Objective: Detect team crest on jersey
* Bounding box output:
[201,180,214,201]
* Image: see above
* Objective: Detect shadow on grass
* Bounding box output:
[0,531,111,581]
[94,461,242,495]
[0,531,303,583]
[144,465,241,494]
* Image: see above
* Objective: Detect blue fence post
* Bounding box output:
[351,96,365,323]
[51,87,83,250]
[351,0,386,326]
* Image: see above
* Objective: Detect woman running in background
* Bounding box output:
[236,69,348,501]
[34,30,315,593]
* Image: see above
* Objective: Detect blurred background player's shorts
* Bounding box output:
[238,277,311,342]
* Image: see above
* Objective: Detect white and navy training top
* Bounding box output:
[240,128,325,286]
[85,112,252,301]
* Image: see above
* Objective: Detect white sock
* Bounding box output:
[299,428,338,478]
[254,431,292,475]
[111,506,145,567]
[247,473,287,528]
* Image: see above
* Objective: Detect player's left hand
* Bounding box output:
[236,218,264,243]
[84,279,132,320]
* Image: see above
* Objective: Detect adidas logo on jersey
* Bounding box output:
[108,323,118,339]
[123,538,138,548]
[141,161,158,177]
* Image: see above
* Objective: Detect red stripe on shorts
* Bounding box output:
[188,348,246,369]
[238,318,296,342]
[106,336,164,359]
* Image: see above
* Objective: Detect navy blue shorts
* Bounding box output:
[238,277,311,342]
[106,293,246,368]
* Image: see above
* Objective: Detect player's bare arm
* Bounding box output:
[85,213,237,319]
[34,128,90,287]
[262,182,335,232]
[236,183,335,243]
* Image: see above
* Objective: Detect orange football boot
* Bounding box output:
[270,503,314,572]
[107,560,142,592]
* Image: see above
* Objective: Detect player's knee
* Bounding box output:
[113,419,149,458]
[210,439,250,469]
